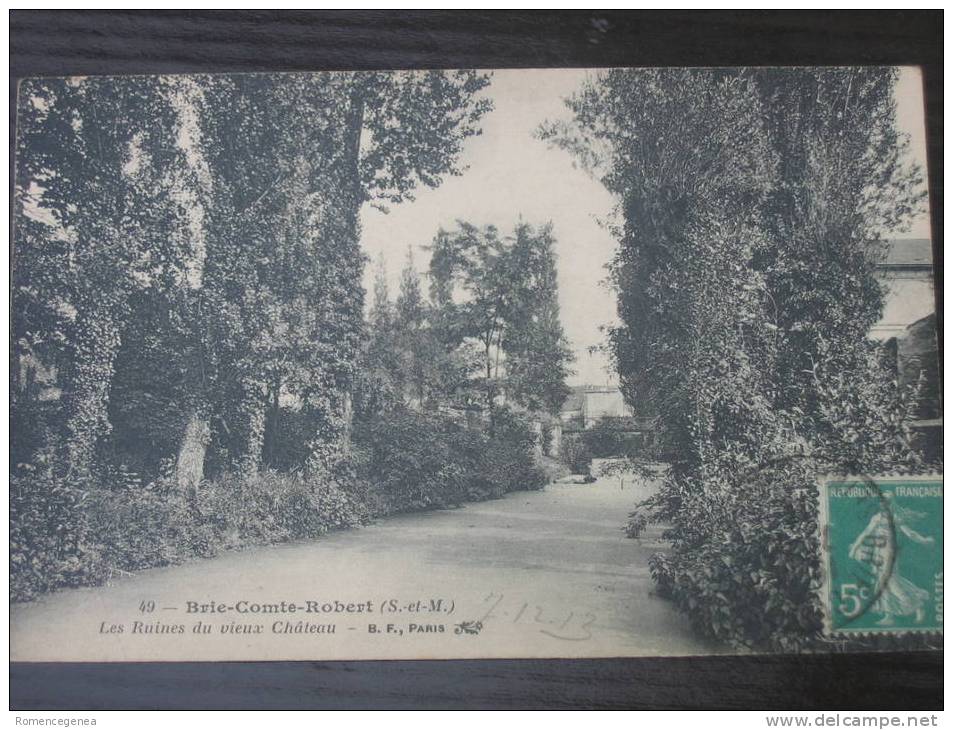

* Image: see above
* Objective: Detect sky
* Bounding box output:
[359,67,932,387]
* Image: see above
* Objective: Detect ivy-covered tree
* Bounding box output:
[752,67,927,471]
[542,67,925,650]
[171,70,492,479]
[13,75,197,477]
[13,69,492,486]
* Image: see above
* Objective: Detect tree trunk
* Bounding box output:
[484,338,496,435]
[61,300,123,477]
[262,374,282,469]
[304,79,364,473]
[176,408,210,493]
[304,396,349,475]
[234,377,267,477]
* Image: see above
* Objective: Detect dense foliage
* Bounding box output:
[11,71,502,601]
[353,405,546,515]
[11,467,370,602]
[14,70,492,477]
[578,417,643,459]
[544,67,927,650]
[12,71,571,604]
[560,434,594,476]
[427,221,574,416]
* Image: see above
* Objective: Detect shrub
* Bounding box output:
[561,433,593,475]
[10,465,106,602]
[480,438,547,496]
[484,406,547,493]
[642,457,824,651]
[13,403,547,603]
[582,417,641,459]
[353,405,546,514]
[353,408,476,512]
[624,509,648,539]
[11,466,368,602]
[87,480,218,572]
[192,469,368,544]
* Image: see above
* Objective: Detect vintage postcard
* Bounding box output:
[10,66,940,662]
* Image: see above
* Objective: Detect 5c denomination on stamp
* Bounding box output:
[819,475,942,635]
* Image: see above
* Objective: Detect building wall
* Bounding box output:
[560,407,583,424]
[871,271,936,341]
[583,389,633,428]
[897,314,941,464]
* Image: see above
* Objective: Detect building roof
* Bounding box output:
[561,384,627,413]
[880,238,934,268]
[561,386,587,413]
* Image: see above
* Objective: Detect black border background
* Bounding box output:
[9,9,943,711]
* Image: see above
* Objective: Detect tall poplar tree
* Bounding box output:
[13,75,195,477]
[394,248,430,405]
[182,71,492,476]
[503,222,573,415]
[542,67,925,649]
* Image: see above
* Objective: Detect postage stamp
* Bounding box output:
[819,475,943,635]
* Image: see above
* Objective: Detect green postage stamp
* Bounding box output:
[819,475,943,635]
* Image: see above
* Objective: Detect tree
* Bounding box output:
[752,67,927,472]
[166,70,493,478]
[502,222,573,414]
[370,253,395,334]
[542,67,925,649]
[428,222,510,411]
[354,254,402,419]
[13,75,196,477]
[394,248,429,405]
[427,220,574,416]
[13,69,492,485]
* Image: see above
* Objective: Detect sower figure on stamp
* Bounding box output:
[849,495,935,626]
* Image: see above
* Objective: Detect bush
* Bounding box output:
[353,408,476,512]
[11,466,368,602]
[87,484,198,571]
[10,466,106,602]
[484,406,547,494]
[13,404,547,603]
[196,470,368,543]
[643,458,823,651]
[582,417,642,459]
[561,434,593,475]
[480,438,547,496]
[353,405,546,514]
[624,509,648,539]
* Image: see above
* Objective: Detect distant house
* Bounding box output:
[873,238,941,464]
[871,238,936,341]
[560,387,586,424]
[560,385,634,429]
[894,313,941,463]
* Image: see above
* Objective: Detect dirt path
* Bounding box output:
[11,469,721,661]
